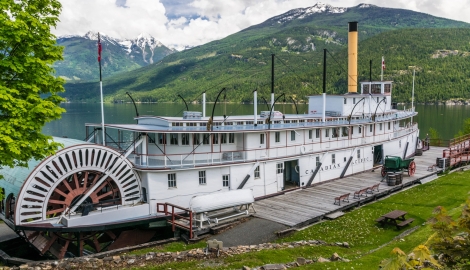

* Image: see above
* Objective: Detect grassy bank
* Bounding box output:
[130,170,470,269]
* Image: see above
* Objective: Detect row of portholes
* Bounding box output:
[0,188,15,221]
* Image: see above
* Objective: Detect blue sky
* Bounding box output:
[53,0,469,50]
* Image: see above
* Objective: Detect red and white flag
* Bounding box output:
[98,33,102,62]
[381,56,385,70]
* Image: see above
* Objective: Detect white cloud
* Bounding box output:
[53,0,470,50]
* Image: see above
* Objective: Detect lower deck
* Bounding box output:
[253,147,444,227]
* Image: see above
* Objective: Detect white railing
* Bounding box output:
[130,123,418,169]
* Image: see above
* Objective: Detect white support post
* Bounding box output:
[203,92,206,118]
[254,90,258,125]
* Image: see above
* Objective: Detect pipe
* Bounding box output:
[203,91,206,117]
[348,21,358,93]
[271,54,275,110]
[253,89,258,126]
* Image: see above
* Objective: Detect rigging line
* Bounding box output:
[326,50,359,87]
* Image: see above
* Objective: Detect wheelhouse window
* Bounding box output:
[372,84,381,94]
[199,171,206,185]
[182,133,190,145]
[290,131,295,141]
[275,132,280,143]
[222,174,230,187]
[168,173,176,188]
[254,166,260,179]
[170,134,178,145]
[384,84,391,93]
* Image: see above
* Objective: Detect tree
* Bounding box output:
[0,0,65,172]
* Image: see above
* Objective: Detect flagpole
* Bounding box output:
[411,69,415,123]
[381,56,384,81]
[98,33,106,146]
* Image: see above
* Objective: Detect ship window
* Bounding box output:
[292,120,298,123]
[170,134,178,145]
[203,134,210,145]
[254,166,260,179]
[187,122,197,126]
[275,132,280,143]
[325,129,329,137]
[148,133,156,144]
[372,84,381,94]
[257,121,263,125]
[353,98,356,104]
[384,84,391,93]
[388,122,391,130]
[229,133,235,143]
[222,174,230,187]
[246,121,253,125]
[309,130,313,139]
[274,121,280,124]
[199,171,206,185]
[344,98,347,104]
[284,120,291,124]
[332,128,338,138]
[168,173,177,188]
[172,122,183,126]
[316,156,320,167]
[200,122,207,127]
[342,127,348,137]
[260,134,265,144]
[237,121,244,125]
[399,140,402,148]
[159,133,167,145]
[379,123,383,131]
[225,122,233,125]
[193,134,200,145]
[276,163,283,174]
[357,149,360,159]
[363,84,370,94]
[290,131,295,141]
[142,188,147,203]
[221,133,227,144]
[369,125,373,133]
[332,154,336,164]
[212,134,219,144]
[315,129,320,138]
[182,133,190,145]
[377,97,379,103]
[358,126,362,133]
[351,126,354,135]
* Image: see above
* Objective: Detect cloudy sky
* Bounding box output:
[53,0,470,50]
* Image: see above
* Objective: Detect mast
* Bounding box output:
[271,54,275,111]
[322,49,326,123]
[98,33,105,146]
[411,69,415,123]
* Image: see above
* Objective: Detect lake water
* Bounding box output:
[42,103,468,141]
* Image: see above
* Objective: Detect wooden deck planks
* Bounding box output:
[253,147,445,227]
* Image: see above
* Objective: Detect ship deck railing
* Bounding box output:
[128,123,418,169]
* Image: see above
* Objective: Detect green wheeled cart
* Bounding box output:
[381,156,416,177]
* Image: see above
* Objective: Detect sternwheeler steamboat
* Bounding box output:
[0,22,419,258]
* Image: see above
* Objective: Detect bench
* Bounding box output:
[333,193,350,206]
[353,188,369,199]
[367,183,380,194]
[427,164,436,171]
[396,218,415,229]
[375,216,385,223]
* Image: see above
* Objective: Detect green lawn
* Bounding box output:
[133,170,470,269]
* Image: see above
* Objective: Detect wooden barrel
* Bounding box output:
[395,172,403,185]
[387,172,396,186]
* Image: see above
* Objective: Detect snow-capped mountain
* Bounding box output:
[55,32,175,81]
[272,2,349,24]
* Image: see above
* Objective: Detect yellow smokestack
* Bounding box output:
[348,22,358,93]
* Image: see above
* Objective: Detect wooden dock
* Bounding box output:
[253,147,445,227]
